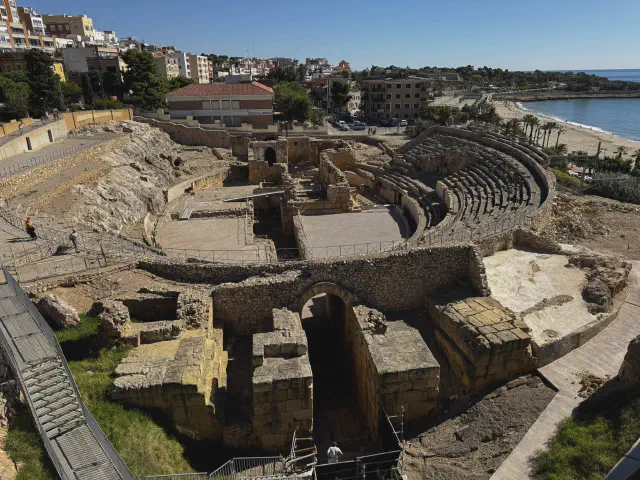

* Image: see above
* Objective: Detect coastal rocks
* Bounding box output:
[33,294,80,328]
[618,335,640,384]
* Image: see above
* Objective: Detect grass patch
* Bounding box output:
[531,384,640,479]
[551,168,587,191]
[5,314,194,478]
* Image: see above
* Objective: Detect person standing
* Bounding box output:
[18,122,24,135]
[327,442,343,464]
[69,229,79,252]
[25,217,36,240]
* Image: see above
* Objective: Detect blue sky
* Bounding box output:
[28,0,640,71]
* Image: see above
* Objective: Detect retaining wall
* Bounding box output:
[0,119,68,160]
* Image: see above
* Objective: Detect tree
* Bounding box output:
[329,79,351,114]
[60,81,82,105]
[25,48,62,112]
[296,64,307,83]
[615,146,628,160]
[81,73,94,105]
[309,108,326,126]
[544,122,558,148]
[633,149,640,166]
[267,66,296,84]
[340,69,350,79]
[555,125,566,149]
[529,116,539,144]
[274,82,311,126]
[168,76,193,91]
[122,49,168,111]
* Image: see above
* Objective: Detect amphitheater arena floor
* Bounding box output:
[300,208,406,249]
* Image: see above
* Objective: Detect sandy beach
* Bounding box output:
[493,101,639,157]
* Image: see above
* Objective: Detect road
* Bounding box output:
[326,123,408,136]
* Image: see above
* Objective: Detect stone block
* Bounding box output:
[285,399,302,412]
[293,409,312,421]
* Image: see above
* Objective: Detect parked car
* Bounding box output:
[351,121,366,131]
[339,123,351,131]
[399,120,408,127]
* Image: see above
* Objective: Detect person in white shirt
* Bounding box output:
[327,442,343,464]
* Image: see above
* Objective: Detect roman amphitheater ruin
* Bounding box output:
[0,115,635,480]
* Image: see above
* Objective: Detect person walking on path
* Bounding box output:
[327,442,343,464]
[18,122,24,135]
[25,217,36,240]
[69,229,79,252]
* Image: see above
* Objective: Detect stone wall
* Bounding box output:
[202,245,488,335]
[292,214,313,259]
[251,308,312,452]
[164,169,228,203]
[345,306,439,441]
[136,117,240,150]
[319,150,353,211]
[0,119,68,160]
[427,296,535,391]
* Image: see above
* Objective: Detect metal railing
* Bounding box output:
[209,456,285,480]
[0,136,113,179]
[136,474,208,480]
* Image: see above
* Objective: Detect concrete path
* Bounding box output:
[0,120,43,148]
[492,261,640,479]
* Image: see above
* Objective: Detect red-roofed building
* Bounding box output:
[167,81,274,128]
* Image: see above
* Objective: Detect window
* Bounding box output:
[50,24,56,31]
[395,94,400,99]
[231,100,240,109]
[210,100,220,109]
[201,100,210,109]
[386,94,390,99]
[395,104,400,109]
[414,104,419,108]
[404,104,409,108]
[222,100,230,110]
[404,114,409,118]
[396,84,401,88]
[405,94,410,98]
[415,93,420,98]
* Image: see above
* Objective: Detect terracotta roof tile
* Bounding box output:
[168,81,274,97]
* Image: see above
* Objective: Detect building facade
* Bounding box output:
[168,51,190,78]
[188,54,209,84]
[363,78,432,122]
[155,54,179,80]
[0,50,64,79]
[42,13,94,38]
[0,18,55,53]
[17,6,44,34]
[167,82,274,128]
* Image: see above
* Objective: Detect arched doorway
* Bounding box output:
[299,283,377,462]
[264,147,276,166]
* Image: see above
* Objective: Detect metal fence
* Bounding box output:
[136,474,208,480]
[0,137,111,179]
[209,456,285,480]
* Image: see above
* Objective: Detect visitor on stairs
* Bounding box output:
[327,442,343,464]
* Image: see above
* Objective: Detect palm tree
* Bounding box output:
[539,124,549,147]
[521,114,535,137]
[544,121,558,148]
[615,146,628,160]
[555,125,566,149]
[529,117,539,144]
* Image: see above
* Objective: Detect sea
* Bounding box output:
[519,69,640,142]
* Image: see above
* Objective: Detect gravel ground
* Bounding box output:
[403,375,556,480]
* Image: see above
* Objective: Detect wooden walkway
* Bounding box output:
[493,261,640,479]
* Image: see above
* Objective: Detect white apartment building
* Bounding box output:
[155,54,179,80]
[168,51,190,78]
[188,54,209,84]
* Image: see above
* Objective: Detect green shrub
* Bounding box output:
[94,99,123,110]
[590,172,640,204]
[551,168,586,190]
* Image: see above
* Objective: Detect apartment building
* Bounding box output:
[17,6,44,34]
[42,13,94,38]
[188,53,209,84]
[155,54,179,80]
[168,51,190,78]
[0,50,65,79]
[0,18,55,54]
[167,81,274,128]
[62,46,125,81]
[363,78,432,121]
[0,0,17,23]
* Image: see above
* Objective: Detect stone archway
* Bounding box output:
[264,147,276,167]
[298,282,376,457]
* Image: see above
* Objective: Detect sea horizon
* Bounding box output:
[546,68,640,83]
